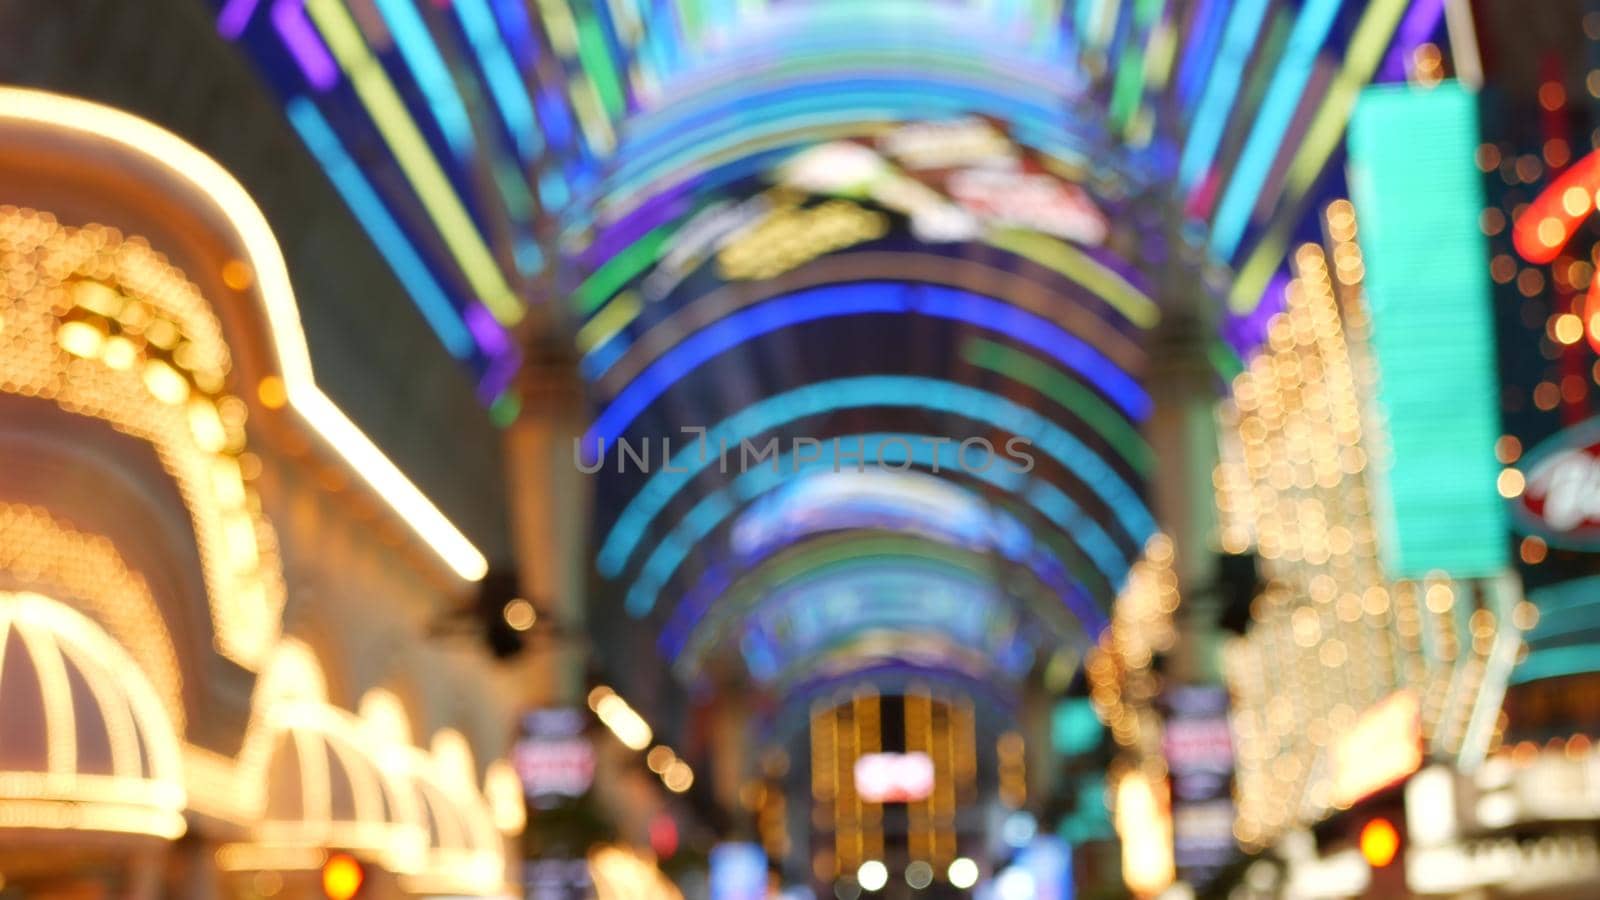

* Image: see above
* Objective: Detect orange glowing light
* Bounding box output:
[1515,149,1600,354]
[322,853,364,900]
[1359,817,1400,868]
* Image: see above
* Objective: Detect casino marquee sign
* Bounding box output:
[1514,416,1600,549]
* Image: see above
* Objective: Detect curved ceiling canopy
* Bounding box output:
[213,0,1429,729]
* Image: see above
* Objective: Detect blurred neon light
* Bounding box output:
[987,229,1158,328]
[1208,0,1344,260]
[961,337,1151,473]
[218,0,263,38]
[0,88,489,581]
[623,433,1125,618]
[285,97,478,359]
[305,0,523,325]
[1514,149,1600,351]
[587,685,653,750]
[594,376,1153,577]
[273,0,340,90]
[1228,0,1408,312]
[583,282,1149,452]
[1178,0,1270,190]
[372,0,477,158]
[454,0,544,160]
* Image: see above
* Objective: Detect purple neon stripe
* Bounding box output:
[477,346,523,405]
[1377,0,1446,83]
[273,0,339,91]
[464,302,512,356]
[1224,269,1290,355]
[217,0,262,38]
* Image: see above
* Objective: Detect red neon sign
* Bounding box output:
[1514,149,1600,352]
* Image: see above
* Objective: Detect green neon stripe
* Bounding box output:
[573,227,670,314]
[576,14,627,120]
[962,337,1151,475]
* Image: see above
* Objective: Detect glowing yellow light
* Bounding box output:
[947,857,979,889]
[1359,817,1400,867]
[222,259,255,291]
[647,746,676,774]
[322,852,364,900]
[101,335,138,370]
[1555,312,1585,344]
[662,759,694,793]
[0,88,489,583]
[1497,468,1525,498]
[140,359,190,405]
[588,686,653,751]
[257,374,288,409]
[503,597,537,631]
[56,320,104,358]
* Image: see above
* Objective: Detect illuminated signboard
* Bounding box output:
[854,751,936,803]
[1331,690,1422,808]
[1346,81,1508,579]
[947,167,1108,245]
[1162,686,1235,884]
[514,708,596,801]
[1513,417,1600,549]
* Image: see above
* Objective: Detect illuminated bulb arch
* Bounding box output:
[0,503,184,726]
[234,648,508,893]
[594,376,1153,579]
[0,209,285,667]
[0,591,186,841]
[0,87,488,584]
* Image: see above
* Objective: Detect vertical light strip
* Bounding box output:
[1174,0,1228,118]
[273,0,340,90]
[372,0,478,158]
[1178,0,1271,190]
[1227,0,1409,312]
[305,0,523,325]
[1208,0,1344,259]
[285,97,480,359]
[454,0,545,160]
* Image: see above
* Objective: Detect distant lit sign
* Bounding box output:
[947,168,1108,245]
[1514,417,1600,549]
[514,708,596,799]
[854,751,936,803]
[1162,686,1235,884]
[1332,690,1422,807]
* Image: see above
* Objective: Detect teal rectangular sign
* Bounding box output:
[1346,81,1508,578]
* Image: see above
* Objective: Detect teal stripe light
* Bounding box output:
[1178,0,1270,190]
[372,0,477,158]
[1347,82,1508,578]
[594,375,1154,578]
[285,97,476,359]
[454,0,544,159]
[1208,0,1343,259]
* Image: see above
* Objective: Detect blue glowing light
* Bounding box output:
[1208,0,1344,260]
[285,97,477,359]
[584,282,1150,452]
